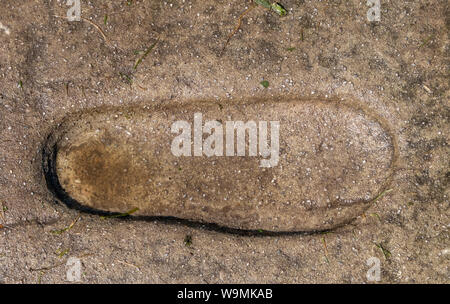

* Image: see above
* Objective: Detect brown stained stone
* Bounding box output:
[1,0,447,283]
[45,98,398,232]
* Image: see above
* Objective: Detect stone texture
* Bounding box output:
[0,0,448,283]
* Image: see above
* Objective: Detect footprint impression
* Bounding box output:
[43,98,397,232]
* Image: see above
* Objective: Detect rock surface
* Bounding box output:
[0,0,448,283]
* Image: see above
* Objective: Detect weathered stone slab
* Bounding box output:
[43,98,397,232]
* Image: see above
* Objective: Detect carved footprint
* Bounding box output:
[42,98,398,232]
